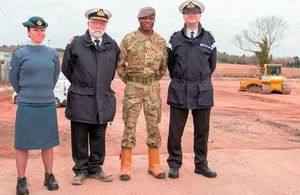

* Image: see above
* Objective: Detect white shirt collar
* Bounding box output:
[90,34,102,46]
[186,28,198,39]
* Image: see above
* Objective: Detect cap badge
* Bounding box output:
[187,2,195,8]
[36,20,42,26]
[97,10,105,17]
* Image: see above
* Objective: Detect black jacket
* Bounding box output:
[167,25,217,109]
[62,30,120,124]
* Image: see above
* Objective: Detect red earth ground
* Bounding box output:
[0,64,300,194]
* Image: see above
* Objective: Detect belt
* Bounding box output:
[173,73,202,81]
[127,75,158,84]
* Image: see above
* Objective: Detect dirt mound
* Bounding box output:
[213,63,300,78]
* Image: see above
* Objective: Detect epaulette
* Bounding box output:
[207,31,215,40]
[170,31,179,39]
[68,36,78,44]
[15,45,25,50]
[127,32,136,39]
[12,45,25,54]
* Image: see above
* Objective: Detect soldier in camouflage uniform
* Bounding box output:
[117,6,167,181]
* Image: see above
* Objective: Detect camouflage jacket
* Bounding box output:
[117,29,167,83]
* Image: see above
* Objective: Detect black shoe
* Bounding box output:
[148,170,166,179]
[168,167,179,179]
[16,177,29,195]
[44,172,59,190]
[119,173,131,181]
[194,167,217,178]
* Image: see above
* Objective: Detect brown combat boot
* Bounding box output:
[119,148,132,181]
[148,147,165,179]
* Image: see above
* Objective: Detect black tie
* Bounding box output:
[191,31,194,39]
[95,40,100,50]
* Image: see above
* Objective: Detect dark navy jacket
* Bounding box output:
[167,25,217,109]
[62,30,120,124]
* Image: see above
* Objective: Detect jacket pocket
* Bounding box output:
[167,79,185,107]
[197,80,214,107]
[65,90,72,118]
[67,90,97,122]
[103,89,116,123]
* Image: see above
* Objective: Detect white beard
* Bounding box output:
[90,29,105,39]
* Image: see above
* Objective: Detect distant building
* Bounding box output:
[0,45,20,53]
[0,51,12,60]
[0,51,12,84]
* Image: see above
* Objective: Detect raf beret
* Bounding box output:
[84,8,112,22]
[22,16,48,28]
[137,6,156,18]
[179,0,205,14]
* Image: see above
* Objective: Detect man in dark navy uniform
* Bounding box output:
[167,0,217,179]
[62,7,120,185]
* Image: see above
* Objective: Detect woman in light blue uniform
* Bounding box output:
[9,16,60,195]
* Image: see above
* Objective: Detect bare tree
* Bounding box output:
[233,16,288,73]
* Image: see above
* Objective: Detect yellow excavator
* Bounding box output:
[239,64,291,94]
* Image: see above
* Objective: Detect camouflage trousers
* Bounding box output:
[121,81,162,149]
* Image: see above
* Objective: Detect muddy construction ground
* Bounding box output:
[0,65,300,194]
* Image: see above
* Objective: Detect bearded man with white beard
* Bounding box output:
[62,7,120,185]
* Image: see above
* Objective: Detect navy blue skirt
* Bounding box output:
[14,102,59,150]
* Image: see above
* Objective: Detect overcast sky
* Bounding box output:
[0,0,299,57]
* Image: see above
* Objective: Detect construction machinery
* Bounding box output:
[239,64,291,94]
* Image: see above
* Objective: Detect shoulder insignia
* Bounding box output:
[68,36,78,44]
